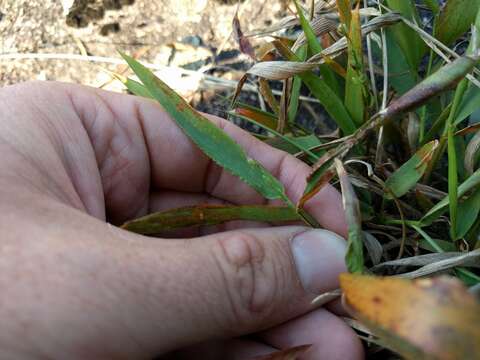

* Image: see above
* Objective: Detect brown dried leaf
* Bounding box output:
[233,10,256,60]
[341,274,480,360]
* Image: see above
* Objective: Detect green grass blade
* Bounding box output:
[292,0,340,96]
[266,134,323,158]
[300,73,357,134]
[122,205,300,235]
[455,85,480,126]
[385,140,438,198]
[121,52,292,205]
[385,0,426,72]
[230,111,320,161]
[435,0,480,45]
[456,187,480,239]
[345,6,367,126]
[288,46,307,124]
[411,224,480,285]
[421,0,440,14]
[273,41,356,135]
[420,168,480,226]
[115,74,153,99]
[446,79,469,239]
[447,124,459,240]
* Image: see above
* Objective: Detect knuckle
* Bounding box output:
[212,231,281,323]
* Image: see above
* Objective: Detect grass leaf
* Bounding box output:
[345,5,367,126]
[287,46,307,124]
[272,40,356,135]
[421,0,440,14]
[435,0,480,45]
[385,0,426,71]
[292,0,341,95]
[233,103,278,130]
[385,140,438,198]
[121,53,292,205]
[335,159,365,273]
[420,168,480,226]
[122,205,300,235]
[456,188,480,239]
[115,74,153,99]
[336,0,352,31]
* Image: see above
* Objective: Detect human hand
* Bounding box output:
[0,81,363,359]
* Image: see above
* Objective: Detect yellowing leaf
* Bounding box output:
[121,205,300,235]
[345,5,367,126]
[336,0,352,31]
[340,274,480,360]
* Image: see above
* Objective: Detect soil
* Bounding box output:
[0,0,288,117]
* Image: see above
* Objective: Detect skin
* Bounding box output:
[0,81,364,359]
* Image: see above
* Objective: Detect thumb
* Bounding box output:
[129,226,348,354]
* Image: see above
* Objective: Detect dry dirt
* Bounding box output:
[0,0,285,101]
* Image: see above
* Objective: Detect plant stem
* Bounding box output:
[445,79,469,240]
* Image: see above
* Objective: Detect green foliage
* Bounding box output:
[385,0,426,71]
[385,141,438,198]
[120,53,293,206]
[345,6,367,126]
[119,1,480,295]
[435,0,480,45]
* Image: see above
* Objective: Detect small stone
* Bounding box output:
[100,22,120,36]
[181,35,203,48]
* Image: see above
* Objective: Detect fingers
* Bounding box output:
[0,190,349,358]
[119,226,349,355]
[258,308,364,360]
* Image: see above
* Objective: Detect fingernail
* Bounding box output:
[291,229,347,294]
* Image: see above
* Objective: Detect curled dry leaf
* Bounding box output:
[396,249,480,279]
[233,10,256,60]
[252,344,312,360]
[247,13,402,81]
[340,273,480,360]
[291,16,338,52]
